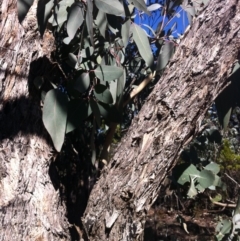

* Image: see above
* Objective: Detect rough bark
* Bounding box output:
[83,0,240,240]
[0,1,71,240]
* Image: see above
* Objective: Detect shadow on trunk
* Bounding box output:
[0,56,96,240]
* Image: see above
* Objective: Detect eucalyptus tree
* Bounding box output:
[0,0,239,240]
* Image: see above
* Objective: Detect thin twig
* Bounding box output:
[224,173,240,187]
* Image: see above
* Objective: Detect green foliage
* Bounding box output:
[172,125,225,198]
[42,89,68,151]
[66,3,84,42]
[156,42,175,72]
[74,72,90,93]
[94,65,123,82]
[21,0,194,154]
[218,139,240,170]
[66,99,92,133]
[131,0,150,14]
[95,0,124,16]
[172,103,240,240]
[37,0,54,36]
[131,23,154,67]
[215,195,240,241]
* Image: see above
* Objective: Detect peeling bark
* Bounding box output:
[0,1,71,240]
[83,0,240,240]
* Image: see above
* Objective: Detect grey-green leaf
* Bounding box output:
[37,0,54,36]
[74,72,90,93]
[66,99,92,133]
[95,10,107,37]
[43,89,68,152]
[204,162,220,175]
[147,3,162,11]
[66,53,78,68]
[94,65,123,81]
[81,47,94,58]
[95,0,124,16]
[121,19,131,48]
[197,169,215,189]
[50,0,74,30]
[97,102,122,123]
[156,42,175,71]
[131,23,153,67]
[215,219,232,241]
[94,84,113,104]
[130,0,150,14]
[67,3,84,40]
[177,164,200,185]
[231,61,240,76]
[67,3,84,39]
[18,0,34,23]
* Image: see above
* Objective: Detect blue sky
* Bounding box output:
[134,1,189,38]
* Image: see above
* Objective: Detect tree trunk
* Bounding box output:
[0,1,71,240]
[83,0,240,240]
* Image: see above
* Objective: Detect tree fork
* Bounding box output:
[83,0,240,240]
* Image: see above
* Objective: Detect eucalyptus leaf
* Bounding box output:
[156,42,175,71]
[81,47,94,58]
[94,65,123,81]
[63,37,72,45]
[141,24,156,37]
[94,84,113,104]
[66,99,92,133]
[131,23,153,67]
[74,72,90,93]
[67,2,84,40]
[215,219,232,240]
[95,0,124,16]
[204,162,220,174]
[51,0,74,30]
[147,3,162,11]
[97,102,122,123]
[43,89,68,152]
[95,10,107,37]
[66,53,78,68]
[130,0,150,14]
[18,0,34,23]
[197,169,215,189]
[177,164,200,185]
[231,61,240,76]
[121,19,131,48]
[37,0,54,36]
[109,80,118,104]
